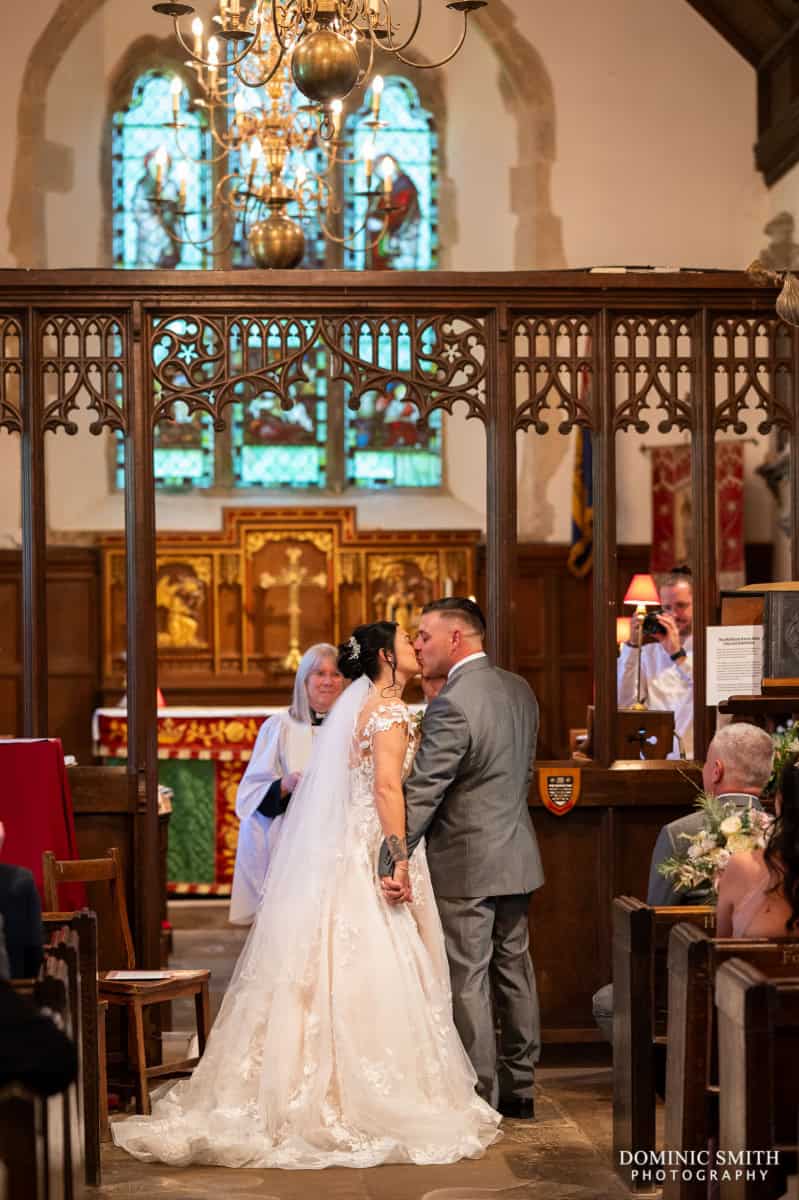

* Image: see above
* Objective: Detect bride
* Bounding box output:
[112,621,501,1169]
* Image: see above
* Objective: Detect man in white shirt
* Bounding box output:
[617,568,694,758]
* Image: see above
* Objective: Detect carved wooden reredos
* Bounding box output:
[101,508,478,696]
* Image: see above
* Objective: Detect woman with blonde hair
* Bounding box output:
[229,643,343,925]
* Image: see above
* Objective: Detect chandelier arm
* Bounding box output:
[390,18,469,69]
[232,43,286,89]
[353,32,375,91]
[183,126,231,164]
[378,0,424,53]
[173,14,267,69]
[316,203,390,249]
[160,207,238,251]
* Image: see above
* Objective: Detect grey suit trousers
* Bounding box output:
[436,892,540,1106]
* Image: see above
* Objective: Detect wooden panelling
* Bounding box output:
[0,549,100,759]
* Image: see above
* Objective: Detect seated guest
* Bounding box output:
[229,644,344,926]
[617,566,694,758]
[716,756,799,937]
[0,821,44,979]
[592,722,774,1041]
[647,722,774,905]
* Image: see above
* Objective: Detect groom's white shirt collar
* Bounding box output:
[447,651,487,680]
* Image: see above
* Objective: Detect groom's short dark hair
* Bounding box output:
[422,597,486,637]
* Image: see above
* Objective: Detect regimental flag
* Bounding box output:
[568,423,593,578]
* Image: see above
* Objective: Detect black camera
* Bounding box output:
[642,607,667,637]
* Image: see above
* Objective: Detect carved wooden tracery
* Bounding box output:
[148,312,488,430]
[2,268,797,970]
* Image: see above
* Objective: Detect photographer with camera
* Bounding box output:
[617,566,694,759]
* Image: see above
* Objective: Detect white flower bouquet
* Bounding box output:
[657,792,773,903]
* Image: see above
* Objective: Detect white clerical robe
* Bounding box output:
[229,711,317,925]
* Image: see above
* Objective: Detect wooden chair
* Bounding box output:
[715,959,799,1200]
[612,896,715,1193]
[43,848,210,1116]
[663,925,799,1200]
[41,911,104,1185]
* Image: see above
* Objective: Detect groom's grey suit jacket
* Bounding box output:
[394,656,544,899]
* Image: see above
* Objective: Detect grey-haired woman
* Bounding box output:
[229,643,343,925]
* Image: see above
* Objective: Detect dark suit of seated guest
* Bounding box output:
[0,822,44,979]
[592,722,776,1042]
[0,921,77,1098]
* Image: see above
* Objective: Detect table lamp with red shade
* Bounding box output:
[622,573,661,710]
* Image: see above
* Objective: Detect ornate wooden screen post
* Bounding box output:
[691,309,716,763]
[20,307,48,736]
[593,308,617,767]
[124,299,161,969]
[486,303,516,669]
[792,326,799,577]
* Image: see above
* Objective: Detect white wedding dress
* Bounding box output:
[112,677,500,1169]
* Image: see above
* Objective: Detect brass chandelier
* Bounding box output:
[150,30,400,268]
[153,0,486,127]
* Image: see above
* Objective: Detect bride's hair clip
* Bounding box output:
[348,635,361,661]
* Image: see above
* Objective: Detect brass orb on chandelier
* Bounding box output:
[153,0,489,120]
[290,27,361,105]
[248,209,306,269]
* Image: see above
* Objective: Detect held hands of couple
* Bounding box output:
[280,771,302,798]
[381,861,412,907]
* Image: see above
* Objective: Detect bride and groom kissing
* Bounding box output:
[113,597,544,1170]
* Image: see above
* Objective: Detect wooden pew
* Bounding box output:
[3,942,81,1200]
[613,896,715,1193]
[42,910,103,1186]
[716,959,799,1200]
[0,1084,48,1200]
[664,925,799,1200]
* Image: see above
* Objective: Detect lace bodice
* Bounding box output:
[347,699,419,852]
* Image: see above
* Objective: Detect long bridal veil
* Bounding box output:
[113,671,501,1167]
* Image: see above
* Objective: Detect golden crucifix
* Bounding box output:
[259,546,327,672]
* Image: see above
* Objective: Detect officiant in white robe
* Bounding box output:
[229,643,343,925]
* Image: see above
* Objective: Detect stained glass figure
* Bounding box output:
[343,322,442,488]
[231,324,328,488]
[112,70,212,269]
[343,77,438,271]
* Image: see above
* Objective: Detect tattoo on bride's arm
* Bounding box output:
[387,834,409,865]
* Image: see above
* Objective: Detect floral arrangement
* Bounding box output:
[765,720,799,797]
[657,791,773,902]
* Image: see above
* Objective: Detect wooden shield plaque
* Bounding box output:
[538,767,581,816]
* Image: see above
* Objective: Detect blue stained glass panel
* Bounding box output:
[343,76,438,271]
[112,71,212,270]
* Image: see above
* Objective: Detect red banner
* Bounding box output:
[651,442,744,586]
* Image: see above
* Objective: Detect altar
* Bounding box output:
[93,707,281,895]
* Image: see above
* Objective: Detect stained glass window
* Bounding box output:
[343,77,438,271]
[112,71,212,269]
[342,322,442,488]
[111,68,442,491]
[230,322,328,488]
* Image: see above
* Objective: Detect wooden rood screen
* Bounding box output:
[1,268,796,966]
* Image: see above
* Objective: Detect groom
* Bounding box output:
[379,597,544,1119]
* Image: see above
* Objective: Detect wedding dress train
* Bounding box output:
[112,677,500,1169]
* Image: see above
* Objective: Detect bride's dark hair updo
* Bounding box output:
[338,622,398,683]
